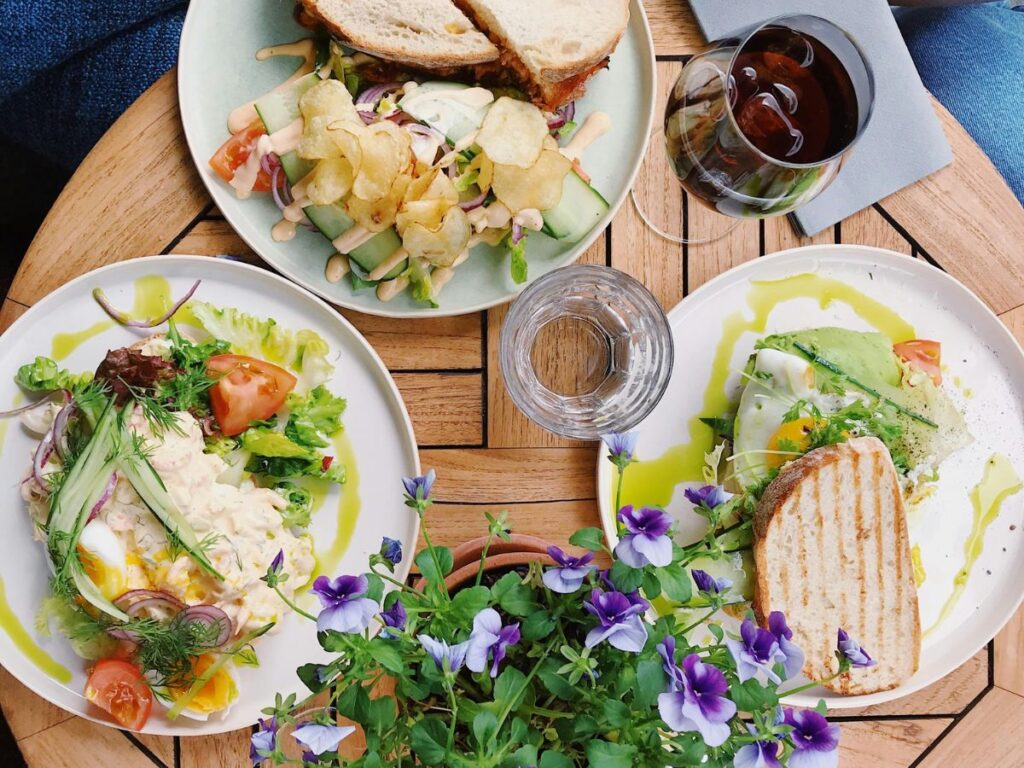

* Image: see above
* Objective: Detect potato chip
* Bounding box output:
[326,121,363,172]
[402,206,471,267]
[299,79,360,125]
[396,198,451,234]
[299,115,343,160]
[346,172,411,232]
[491,149,572,213]
[306,157,354,206]
[476,97,548,169]
[353,122,411,201]
[469,154,495,194]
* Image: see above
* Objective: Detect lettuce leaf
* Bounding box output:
[285,385,347,449]
[17,356,92,392]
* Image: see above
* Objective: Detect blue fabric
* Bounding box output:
[895,2,1024,203]
[0,0,186,170]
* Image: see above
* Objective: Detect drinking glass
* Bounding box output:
[500,265,673,440]
[633,14,875,244]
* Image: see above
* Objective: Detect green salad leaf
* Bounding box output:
[285,385,347,449]
[274,481,314,528]
[16,356,92,392]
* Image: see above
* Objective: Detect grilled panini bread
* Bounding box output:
[752,436,920,695]
[454,0,630,109]
[299,0,499,68]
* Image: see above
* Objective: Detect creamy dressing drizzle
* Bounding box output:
[369,247,409,281]
[227,40,317,134]
[561,111,611,162]
[332,225,374,254]
[233,119,306,200]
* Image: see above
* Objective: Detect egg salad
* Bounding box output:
[13,286,350,730]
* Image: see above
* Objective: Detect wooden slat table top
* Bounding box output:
[3,2,1024,765]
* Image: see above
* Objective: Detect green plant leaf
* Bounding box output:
[491,572,538,617]
[336,682,371,725]
[473,711,499,752]
[656,564,693,603]
[538,661,578,701]
[569,527,605,552]
[521,609,556,641]
[641,570,662,600]
[585,740,637,768]
[409,717,449,765]
[729,678,779,712]
[366,696,396,733]
[506,745,539,768]
[364,572,385,602]
[573,714,600,738]
[494,666,528,713]
[451,586,490,623]
[509,716,529,744]
[634,660,666,709]
[296,663,329,694]
[601,699,630,728]
[368,639,404,675]
[609,560,644,593]
[415,547,454,586]
[540,751,574,768]
[708,623,725,642]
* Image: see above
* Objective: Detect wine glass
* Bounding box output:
[633,14,875,244]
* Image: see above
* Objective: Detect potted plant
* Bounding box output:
[253,436,871,767]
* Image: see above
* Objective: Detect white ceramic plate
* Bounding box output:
[0,256,419,735]
[177,0,655,318]
[597,245,1024,708]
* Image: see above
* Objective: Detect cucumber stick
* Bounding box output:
[253,75,406,281]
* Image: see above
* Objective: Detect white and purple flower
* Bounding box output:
[542,546,597,594]
[657,653,738,748]
[657,636,687,691]
[602,432,638,463]
[379,536,403,566]
[419,634,470,673]
[402,469,436,503]
[684,484,732,510]
[733,725,783,768]
[466,608,521,678]
[726,618,786,684]
[692,568,732,596]
[837,628,876,668]
[292,722,356,757]
[309,574,379,635]
[250,716,277,766]
[583,589,649,653]
[769,611,805,680]
[783,708,840,768]
[614,505,673,568]
[379,600,407,638]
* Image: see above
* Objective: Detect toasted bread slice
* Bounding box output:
[299,0,499,68]
[753,437,920,695]
[455,0,629,108]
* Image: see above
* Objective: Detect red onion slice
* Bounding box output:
[511,221,525,245]
[114,589,186,612]
[52,401,75,460]
[88,472,118,522]
[459,190,488,211]
[260,152,281,176]
[93,280,201,329]
[357,109,377,125]
[0,390,65,419]
[32,430,55,486]
[356,82,403,110]
[177,605,233,648]
[271,164,289,212]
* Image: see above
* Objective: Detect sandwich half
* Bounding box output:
[299,0,500,68]
[752,436,921,695]
[455,0,630,108]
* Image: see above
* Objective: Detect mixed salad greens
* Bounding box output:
[211,39,610,307]
[11,284,349,729]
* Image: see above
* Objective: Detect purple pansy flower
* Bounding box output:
[466,608,521,677]
[292,722,356,756]
[250,716,278,766]
[542,546,597,594]
[692,568,732,595]
[583,589,649,653]
[614,505,673,568]
[310,574,378,634]
[784,709,840,768]
[379,536,403,566]
[602,432,638,462]
[657,636,687,691]
[658,653,737,748]
[733,725,783,768]
[726,618,786,684]
[837,628,876,668]
[769,611,805,680]
[269,549,284,576]
[379,600,407,638]
[402,469,436,502]
[684,484,732,510]
[419,634,470,673]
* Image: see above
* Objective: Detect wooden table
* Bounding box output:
[3,2,1024,766]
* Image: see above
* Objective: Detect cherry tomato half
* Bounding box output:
[894,339,941,385]
[209,120,272,192]
[84,659,153,731]
[207,354,297,436]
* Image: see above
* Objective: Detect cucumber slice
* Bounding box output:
[304,204,406,280]
[542,171,610,243]
[398,81,489,145]
[254,72,321,185]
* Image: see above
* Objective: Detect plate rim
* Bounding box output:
[176,0,657,319]
[0,254,422,735]
[595,243,1024,709]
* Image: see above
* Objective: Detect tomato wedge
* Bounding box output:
[894,339,942,385]
[85,659,153,731]
[207,354,297,436]
[209,120,272,192]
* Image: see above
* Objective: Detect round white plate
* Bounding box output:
[0,256,419,735]
[177,0,655,318]
[597,245,1024,708]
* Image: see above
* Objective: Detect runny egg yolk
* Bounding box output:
[172,655,238,714]
[76,543,126,602]
[765,417,819,470]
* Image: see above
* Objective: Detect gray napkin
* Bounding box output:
[687,0,952,236]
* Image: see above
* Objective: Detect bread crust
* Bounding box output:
[753,437,921,695]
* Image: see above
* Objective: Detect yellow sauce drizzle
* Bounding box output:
[0,578,72,684]
[314,432,361,577]
[618,273,916,513]
[924,454,1022,638]
[911,544,926,587]
[52,322,112,361]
